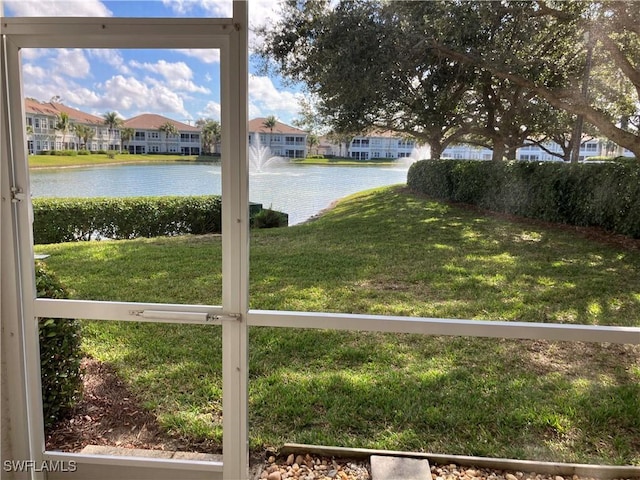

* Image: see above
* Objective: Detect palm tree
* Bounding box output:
[307,133,319,156]
[262,115,277,148]
[197,119,221,155]
[74,124,94,150]
[103,111,123,151]
[120,127,135,153]
[158,121,178,153]
[55,112,71,150]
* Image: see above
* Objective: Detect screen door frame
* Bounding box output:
[0,3,249,479]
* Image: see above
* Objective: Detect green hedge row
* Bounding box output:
[33,195,222,244]
[407,159,640,238]
[36,262,82,429]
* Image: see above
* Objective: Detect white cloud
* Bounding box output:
[3,0,112,17]
[174,49,220,65]
[21,49,49,61]
[132,59,192,81]
[52,49,91,79]
[161,0,231,17]
[23,72,101,108]
[101,75,190,118]
[198,101,221,121]
[23,64,49,82]
[249,75,302,122]
[88,49,131,74]
[130,59,210,94]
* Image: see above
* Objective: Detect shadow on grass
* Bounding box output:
[37,186,640,463]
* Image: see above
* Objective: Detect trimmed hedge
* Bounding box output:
[33,195,222,244]
[36,262,82,429]
[407,159,640,238]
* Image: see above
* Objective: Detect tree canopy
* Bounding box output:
[258,0,640,159]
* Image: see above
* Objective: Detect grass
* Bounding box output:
[35,186,640,464]
[28,153,218,168]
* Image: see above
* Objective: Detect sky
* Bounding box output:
[1,0,304,126]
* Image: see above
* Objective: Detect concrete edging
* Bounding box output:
[280,443,640,479]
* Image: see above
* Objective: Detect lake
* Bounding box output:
[30,162,412,225]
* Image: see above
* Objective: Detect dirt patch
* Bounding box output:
[45,357,218,454]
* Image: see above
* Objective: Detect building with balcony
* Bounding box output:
[349,131,416,160]
[248,118,307,158]
[123,114,201,155]
[25,98,120,153]
[24,99,202,155]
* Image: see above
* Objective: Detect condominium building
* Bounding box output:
[442,140,633,161]
[349,131,416,160]
[24,99,202,155]
[123,114,201,155]
[248,118,307,158]
[25,98,120,153]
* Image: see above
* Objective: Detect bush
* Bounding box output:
[36,262,82,429]
[407,159,640,238]
[51,150,78,156]
[32,195,223,244]
[251,208,288,229]
[77,150,90,155]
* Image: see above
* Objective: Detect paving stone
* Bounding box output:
[80,445,173,459]
[370,455,431,480]
[172,451,222,462]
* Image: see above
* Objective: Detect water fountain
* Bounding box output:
[407,144,431,163]
[248,134,286,172]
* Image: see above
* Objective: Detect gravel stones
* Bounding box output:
[256,454,636,480]
[258,454,370,480]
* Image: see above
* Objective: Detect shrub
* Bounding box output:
[32,195,223,244]
[36,262,82,429]
[407,159,640,238]
[51,150,78,156]
[77,150,90,155]
[252,208,288,229]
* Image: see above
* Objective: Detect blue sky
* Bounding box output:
[2,0,304,125]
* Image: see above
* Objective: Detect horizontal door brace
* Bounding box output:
[128,309,241,324]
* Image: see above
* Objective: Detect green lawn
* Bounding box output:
[29,153,218,168]
[35,186,640,464]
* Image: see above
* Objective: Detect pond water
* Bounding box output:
[30,162,413,225]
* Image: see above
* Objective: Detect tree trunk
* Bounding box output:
[505,145,518,160]
[429,141,443,160]
[492,142,505,161]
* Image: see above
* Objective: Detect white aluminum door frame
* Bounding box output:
[0,2,249,479]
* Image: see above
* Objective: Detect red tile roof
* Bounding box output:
[24,98,105,125]
[123,114,200,132]
[249,117,306,135]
